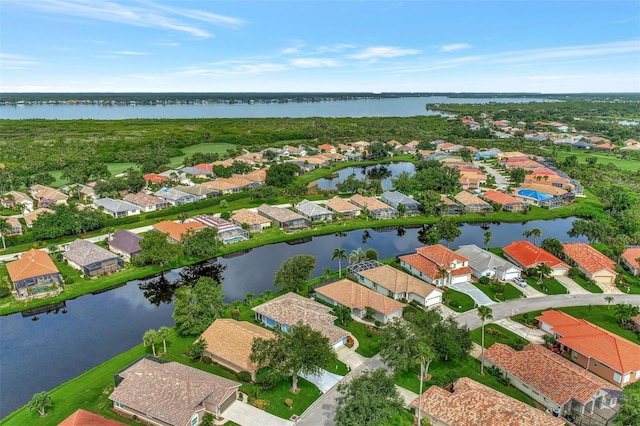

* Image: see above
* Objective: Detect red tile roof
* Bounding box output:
[485,343,617,406]
[143,173,169,183]
[59,409,126,426]
[152,220,206,242]
[482,190,523,205]
[503,240,569,270]
[621,247,640,270]
[412,377,564,426]
[315,279,406,315]
[416,244,468,267]
[537,310,640,374]
[562,242,616,274]
[6,249,59,282]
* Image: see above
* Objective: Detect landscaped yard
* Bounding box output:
[620,272,640,294]
[340,320,380,357]
[570,274,603,293]
[472,281,523,302]
[443,288,475,312]
[470,324,528,350]
[525,276,567,295]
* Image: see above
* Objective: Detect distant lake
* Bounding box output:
[0,96,551,120]
[311,162,416,191]
[619,120,638,126]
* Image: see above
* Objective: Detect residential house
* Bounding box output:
[200,319,274,381]
[321,152,347,162]
[93,198,141,218]
[562,242,618,287]
[396,144,416,154]
[1,191,34,212]
[317,143,337,153]
[411,377,564,426]
[62,239,124,278]
[230,209,272,233]
[502,241,570,276]
[238,168,267,186]
[234,152,264,166]
[154,187,196,206]
[225,175,259,190]
[29,184,68,206]
[59,409,126,426]
[400,244,472,287]
[294,199,334,222]
[348,194,397,219]
[350,262,443,307]
[1,216,22,236]
[621,247,640,276]
[302,155,332,168]
[437,195,463,215]
[257,204,310,232]
[474,148,502,159]
[175,184,218,201]
[326,196,361,218]
[594,142,617,152]
[482,190,527,212]
[380,191,422,215]
[485,343,619,419]
[22,208,53,228]
[281,145,306,156]
[454,191,493,213]
[633,315,640,334]
[123,192,169,212]
[180,166,214,178]
[152,220,206,243]
[6,249,63,299]
[536,310,640,387]
[159,169,192,185]
[497,151,528,162]
[252,292,349,348]
[314,278,406,324]
[61,184,95,201]
[143,173,169,185]
[107,229,142,262]
[201,179,242,196]
[455,244,522,282]
[192,215,248,244]
[109,357,241,425]
[455,167,487,190]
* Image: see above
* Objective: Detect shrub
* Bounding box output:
[284,398,294,408]
[0,286,11,299]
[231,309,240,320]
[255,367,277,390]
[251,399,270,410]
[479,276,491,285]
[236,371,252,383]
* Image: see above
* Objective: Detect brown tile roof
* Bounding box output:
[202,179,239,191]
[536,310,640,374]
[315,279,406,315]
[357,265,441,298]
[562,242,616,275]
[454,190,491,207]
[109,358,240,426]
[257,204,308,223]
[503,240,569,270]
[412,377,564,426]
[485,343,617,406]
[22,208,53,227]
[400,253,442,280]
[31,186,68,202]
[519,183,567,196]
[349,194,393,212]
[230,209,272,226]
[59,409,126,426]
[622,247,640,270]
[4,216,21,229]
[482,190,523,205]
[6,249,59,282]
[143,173,169,183]
[153,220,206,242]
[416,244,468,266]
[326,196,361,213]
[123,192,167,207]
[252,293,348,345]
[439,195,459,206]
[201,319,274,374]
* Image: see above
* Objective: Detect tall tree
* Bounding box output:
[604,296,615,310]
[541,237,564,258]
[173,277,226,335]
[334,369,403,426]
[349,247,366,264]
[273,255,317,293]
[143,329,159,357]
[0,217,10,250]
[331,248,347,278]
[250,322,334,392]
[417,343,436,426]
[27,392,53,417]
[181,227,221,258]
[483,231,493,250]
[437,217,461,247]
[613,386,640,426]
[477,305,494,375]
[157,326,171,354]
[535,263,552,285]
[334,305,353,327]
[529,228,543,245]
[136,229,182,267]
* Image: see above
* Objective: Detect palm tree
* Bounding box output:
[143,329,159,357]
[244,292,255,307]
[483,231,493,250]
[530,228,542,245]
[416,343,435,426]
[331,248,347,277]
[262,289,272,301]
[157,326,171,354]
[0,217,11,250]
[478,305,494,375]
[522,229,532,241]
[349,247,365,264]
[604,296,615,310]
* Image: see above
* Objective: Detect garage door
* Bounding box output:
[219,391,237,414]
[451,274,468,285]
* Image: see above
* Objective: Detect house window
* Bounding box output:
[572,352,578,360]
[623,373,631,383]
[636,371,640,380]
[593,360,598,367]
[114,402,123,408]
[191,415,198,426]
[613,372,622,383]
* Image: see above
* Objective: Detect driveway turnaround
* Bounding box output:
[223,400,294,426]
[301,369,344,393]
[448,282,495,306]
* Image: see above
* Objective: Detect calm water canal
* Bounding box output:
[0,218,586,417]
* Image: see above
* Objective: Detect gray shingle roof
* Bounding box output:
[63,239,120,267]
[455,244,520,275]
[381,191,421,209]
[294,200,334,218]
[257,204,307,223]
[94,198,140,213]
[108,230,142,255]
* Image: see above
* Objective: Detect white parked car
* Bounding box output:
[513,277,527,287]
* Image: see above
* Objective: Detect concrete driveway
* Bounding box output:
[301,369,344,393]
[493,318,546,344]
[507,281,545,298]
[335,345,367,370]
[448,282,495,306]
[474,161,509,189]
[223,400,294,426]
[555,275,590,295]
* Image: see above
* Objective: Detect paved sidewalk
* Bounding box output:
[448,282,495,306]
[493,318,546,344]
[223,400,294,426]
[436,304,458,319]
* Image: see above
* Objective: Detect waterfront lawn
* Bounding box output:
[525,276,567,295]
[393,355,535,406]
[340,320,381,357]
[470,324,528,350]
[513,306,640,343]
[443,288,475,312]
[472,281,523,302]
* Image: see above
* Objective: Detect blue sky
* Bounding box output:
[1,0,639,93]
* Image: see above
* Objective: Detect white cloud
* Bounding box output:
[349,46,420,60]
[112,50,149,55]
[281,40,306,55]
[316,43,355,54]
[290,58,339,68]
[440,43,471,52]
[0,53,37,69]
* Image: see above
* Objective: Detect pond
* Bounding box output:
[0,217,585,418]
[310,162,416,191]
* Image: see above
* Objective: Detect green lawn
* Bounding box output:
[570,274,604,293]
[393,355,535,406]
[548,148,640,171]
[525,276,567,295]
[470,324,528,349]
[620,272,640,294]
[169,142,236,167]
[443,288,476,312]
[472,281,523,302]
[340,321,380,357]
[513,306,640,344]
